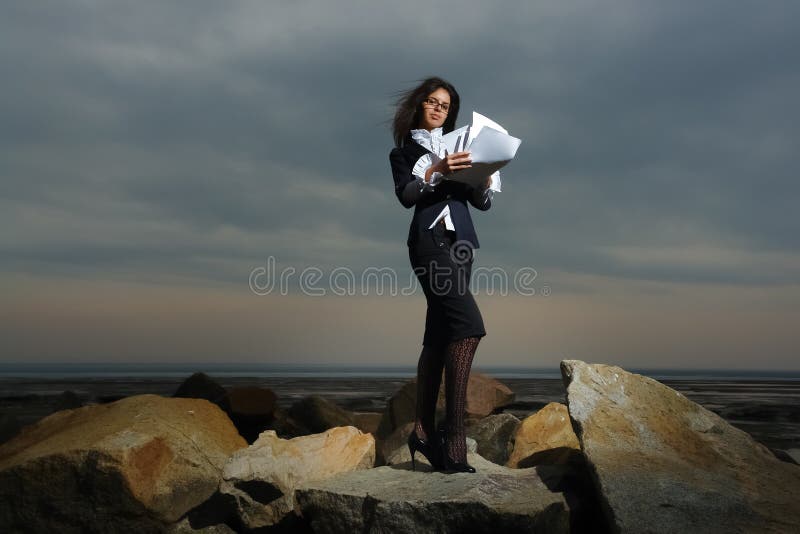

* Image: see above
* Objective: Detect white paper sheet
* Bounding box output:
[439,111,521,189]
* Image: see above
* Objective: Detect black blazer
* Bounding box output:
[389,136,491,249]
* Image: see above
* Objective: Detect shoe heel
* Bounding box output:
[408,442,417,471]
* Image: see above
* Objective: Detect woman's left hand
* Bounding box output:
[482,175,492,189]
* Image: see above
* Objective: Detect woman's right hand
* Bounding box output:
[435,151,472,176]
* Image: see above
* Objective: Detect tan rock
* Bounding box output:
[220,426,374,530]
[466,372,516,417]
[561,360,800,534]
[0,394,247,532]
[506,403,580,468]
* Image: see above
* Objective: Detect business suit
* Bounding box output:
[389,135,492,250]
[389,133,490,347]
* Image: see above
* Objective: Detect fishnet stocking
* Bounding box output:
[444,336,480,464]
[413,344,445,442]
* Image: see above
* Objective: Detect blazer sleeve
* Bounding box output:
[468,184,493,211]
[390,147,430,209]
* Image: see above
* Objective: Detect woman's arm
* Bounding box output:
[468,181,493,211]
[391,148,486,209]
[390,148,435,209]
[468,171,500,211]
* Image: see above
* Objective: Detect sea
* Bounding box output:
[1,362,798,453]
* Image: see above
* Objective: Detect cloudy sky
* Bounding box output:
[1,1,798,370]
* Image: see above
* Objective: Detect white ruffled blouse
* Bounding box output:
[409,127,500,231]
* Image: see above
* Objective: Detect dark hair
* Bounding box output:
[391,76,460,147]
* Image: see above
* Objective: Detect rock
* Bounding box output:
[219,426,374,530]
[466,413,520,465]
[381,422,416,467]
[561,360,800,534]
[376,372,515,439]
[226,386,278,443]
[295,453,571,533]
[383,422,477,468]
[288,395,355,434]
[167,516,237,533]
[171,490,241,533]
[467,372,516,417]
[507,403,580,468]
[0,394,247,533]
[265,406,307,439]
[173,372,231,414]
[374,378,421,440]
[788,448,800,465]
[352,411,381,435]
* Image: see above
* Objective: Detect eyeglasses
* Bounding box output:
[422,97,450,113]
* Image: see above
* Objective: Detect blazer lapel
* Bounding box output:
[402,140,431,162]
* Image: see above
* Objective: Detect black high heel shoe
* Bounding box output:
[408,429,444,471]
[436,427,476,473]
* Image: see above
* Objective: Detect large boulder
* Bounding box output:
[507,403,580,468]
[376,372,515,439]
[0,394,247,533]
[264,406,307,439]
[466,372,517,417]
[219,426,374,530]
[288,395,355,434]
[295,453,571,533]
[561,360,800,534]
[466,413,521,465]
[352,411,382,435]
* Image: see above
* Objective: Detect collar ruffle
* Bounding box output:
[410,127,444,154]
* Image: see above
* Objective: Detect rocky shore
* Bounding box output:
[1,361,798,533]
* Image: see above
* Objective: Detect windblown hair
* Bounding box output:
[391,77,460,147]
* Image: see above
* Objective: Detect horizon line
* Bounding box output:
[1,361,799,374]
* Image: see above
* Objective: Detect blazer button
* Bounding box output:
[446,194,452,199]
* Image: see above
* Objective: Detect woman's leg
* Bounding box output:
[443,335,481,463]
[413,343,445,441]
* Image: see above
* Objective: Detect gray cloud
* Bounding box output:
[2,0,799,294]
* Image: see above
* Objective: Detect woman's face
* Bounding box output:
[418,87,451,131]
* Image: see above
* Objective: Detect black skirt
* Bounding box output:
[408,218,487,348]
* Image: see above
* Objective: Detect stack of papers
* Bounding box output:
[440,112,522,189]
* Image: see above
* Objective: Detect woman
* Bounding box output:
[388,77,495,473]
